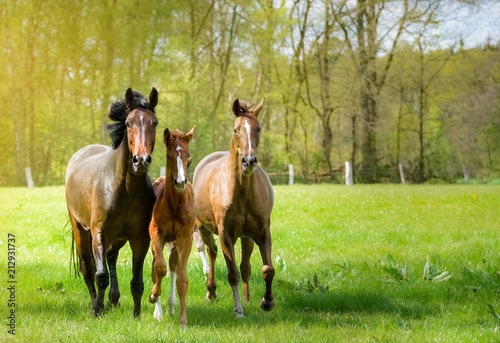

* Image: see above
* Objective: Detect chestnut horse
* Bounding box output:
[148,127,196,326]
[65,88,158,317]
[193,98,275,317]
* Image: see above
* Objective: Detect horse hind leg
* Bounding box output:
[70,213,97,306]
[198,223,218,301]
[193,228,210,280]
[240,236,254,304]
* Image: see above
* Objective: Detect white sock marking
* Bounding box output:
[154,296,163,320]
[199,250,210,280]
[168,272,177,315]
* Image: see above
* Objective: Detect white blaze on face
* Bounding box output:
[138,113,146,152]
[176,145,185,183]
[244,119,252,157]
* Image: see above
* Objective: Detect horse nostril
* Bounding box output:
[132,155,139,165]
[251,157,257,166]
[145,155,152,166]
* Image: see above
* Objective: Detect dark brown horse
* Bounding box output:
[193,98,275,317]
[148,127,196,326]
[65,88,158,317]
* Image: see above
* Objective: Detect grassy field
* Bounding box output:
[0,184,499,342]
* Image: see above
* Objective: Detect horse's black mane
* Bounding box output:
[105,90,155,150]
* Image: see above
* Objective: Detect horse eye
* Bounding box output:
[233,128,238,134]
[153,120,158,127]
[257,127,261,133]
[125,121,131,128]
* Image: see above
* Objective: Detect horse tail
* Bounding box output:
[65,215,80,278]
[70,229,80,277]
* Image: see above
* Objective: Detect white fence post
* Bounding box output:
[160,167,166,178]
[25,167,34,188]
[399,163,406,185]
[463,165,469,184]
[288,164,294,186]
[345,161,353,186]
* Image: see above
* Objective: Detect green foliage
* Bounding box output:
[422,262,452,282]
[1,1,499,186]
[379,254,408,282]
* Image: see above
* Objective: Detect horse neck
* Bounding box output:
[162,163,184,205]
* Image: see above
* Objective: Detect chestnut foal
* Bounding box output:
[148,126,196,326]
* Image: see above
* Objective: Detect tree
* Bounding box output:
[334,0,417,182]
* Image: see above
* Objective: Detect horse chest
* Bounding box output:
[153,200,194,242]
[102,188,154,238]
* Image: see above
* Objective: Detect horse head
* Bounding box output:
[125,88,159,173]
[231,98,264,174]
[164,126,195,191]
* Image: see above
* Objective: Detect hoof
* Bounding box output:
[91,305,104,317]
[260,298,275,312]
[204,291,218,303]
[234,306,245,318]
[149,294,159,304]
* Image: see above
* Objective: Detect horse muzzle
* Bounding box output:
[174,178,187,191]
[241,156,257,174]
[132,154,152,173]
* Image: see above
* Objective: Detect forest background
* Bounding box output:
[1,0,499,186]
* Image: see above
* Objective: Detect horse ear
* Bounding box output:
[232,99,241,116]
[163,128,170,145]
[183,125,196,144]
[149,87,158,108]
[125,88,135,109]
[253,98,265,117]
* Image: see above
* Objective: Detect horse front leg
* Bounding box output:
[219,228,244,317]
[106,240,126,307]
[92,230,109,316]
[130,230,150,318]
[240,236,254,304]
[175,235,192,326]
[256,227,275,312]
[149,226,167,319]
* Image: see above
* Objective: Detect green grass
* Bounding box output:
[0,185,499,342]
